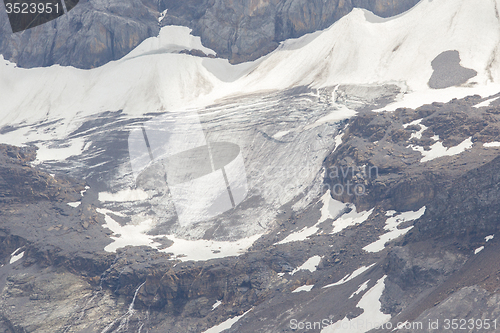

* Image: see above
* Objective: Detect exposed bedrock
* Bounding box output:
[0,0,419,68]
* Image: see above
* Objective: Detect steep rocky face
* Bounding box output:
[0,0,420,68]
[161,0,421,63]
[324,95,500,214]
[0,144,82,203]
[0,0,160,68]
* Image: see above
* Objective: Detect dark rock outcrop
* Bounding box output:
[161,0,421,63]
[0,0,160,68]
[0,144,82,202]
[428,50,478,89]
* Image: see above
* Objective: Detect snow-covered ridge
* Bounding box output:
[3,0,500,141]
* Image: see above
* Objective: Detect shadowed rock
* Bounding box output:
[428,50,477,89]
[0,0,420,68]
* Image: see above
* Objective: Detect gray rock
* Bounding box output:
[0,0,420,68]
[162,0,420,63]
[428,50,478,89]
[0,0,160,68]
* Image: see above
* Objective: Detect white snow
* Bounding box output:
[323,264,375,288]
[33,138,87,164]
[158,9,167,23]
[97,208,161,252]
[98,189,149,202]
[291,255,322,275]
[385,210,396,217]
[349,280,370,299]
[123,26,216,60]
[273,130,290,139]
[67,202,81,208]
[275,191,347,245]
[97,208,262,260]
[319,191,349,224]
[393,321,410,331]
[321,276,390,333]
[275,225,320,245]
[363,207,425,253]
[409,137,473,162]
[402,119,421,129]
[157,234,262,262]
[80,186,89,197]
[9,248,24,264]
[474,96,500,108]
[484,142,500,148]
[403,119,427,140]
[485,234,494,242]
[331,207,374,234]
[474,246,484,254]
[378,86,500,113]
[212,300,222,310]
[304,105,357,130]
[202,309,251,333]
[333,133,344,152]
[292,285,314,293]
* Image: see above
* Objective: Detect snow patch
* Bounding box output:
[212,300,222,310]
[409,137,473,162]
[331,207,374,234]
[323,264,375,288]
[98,189,149,202]
[485,234,494,242]
[273,130,290,139]
[291,255,322,275]
[363,207,425,253]
[304,105,357,130]
[321,276,390,333]
[319,191,349,224]
[202,309,251,333]
[98,209,161,253]
[97,208,262,260]
[385,210,396,217]
[9,248,24,264]
[474,246,484,254]
[158,234,262,262]
[80,186,89,197]
[403,119,427,139]
[276,191,347,245]
[292,285,314,293]
[333,133,344,152]
[349,280,370,299]
[484,142,500,147]
[67,202,81,208]
[473,96,500,108]
[275,225,320,245]
[158,9,167,23]
[34,138,87,164]
[124,26,216,60]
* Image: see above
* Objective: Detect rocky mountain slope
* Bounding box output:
[2,91,500,332]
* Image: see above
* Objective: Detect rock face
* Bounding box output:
[0,0,160,68]
[161,0,421,63]
[0,144,81,203]
[0,0,419,68]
